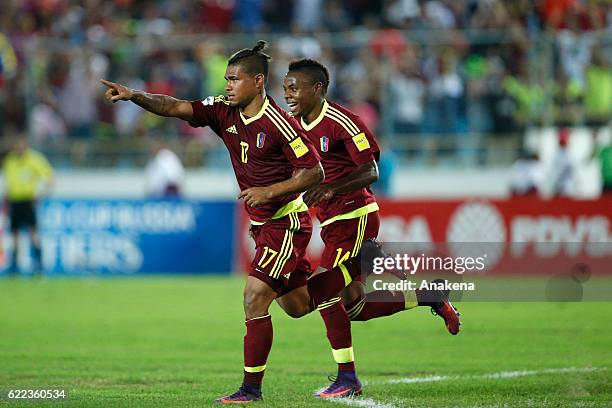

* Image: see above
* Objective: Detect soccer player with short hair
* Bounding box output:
[101,42,371,404]
[281,58,461,394]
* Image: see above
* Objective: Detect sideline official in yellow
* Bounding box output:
[2,136,53,275]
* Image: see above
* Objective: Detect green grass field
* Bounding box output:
[1,277,611,407]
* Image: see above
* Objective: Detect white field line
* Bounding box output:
[324,367,606,408]
[329,397,399,408]
[379,366,605,385]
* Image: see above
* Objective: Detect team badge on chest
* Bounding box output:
[256,132,266,148]
[320,136,329,152]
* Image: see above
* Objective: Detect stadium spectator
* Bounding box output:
[322,0,352,32]
[469,0,513,30]
[424,49,466,137]
[112,67,146,137]
[423,0,457,29]
[599,142,612,193]
[509,149,542,196]
[30,101,67,147]
[0,31,17,139]
[368,22,410,66]
[584,47,612,126]
[540,0,579,30]
[48,51,104,139]
[384,0,421,28]
[196,41,228,97]
[198,0,235,33]
[464,53,492,134]
[556,9,596,88]
[391,51,425,136]
[292,0,323,33]
[2,135,53,276]
[233,0,264,33]
[549,128,576,197]
[0,31,17,87]
[553,69,584,127]
[503,66,546,129]
[145,138,185,198]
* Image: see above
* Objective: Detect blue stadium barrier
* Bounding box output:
[2,199,236,275]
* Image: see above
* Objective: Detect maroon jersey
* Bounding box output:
[189,95,320,223]
[297,100,380,224]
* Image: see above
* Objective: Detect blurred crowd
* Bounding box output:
[0,0,611,168]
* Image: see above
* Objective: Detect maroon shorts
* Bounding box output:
[249,211,313,296]
[319,211,380,270]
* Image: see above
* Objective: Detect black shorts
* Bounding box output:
[9,201,37,232]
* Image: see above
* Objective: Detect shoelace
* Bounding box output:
[228,387,248,399]
[230,385,259,399]
[430,302,443,317]
[431,303,460,319]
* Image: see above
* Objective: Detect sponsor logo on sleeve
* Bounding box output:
[352,132,370,151]
[289,137,308,158]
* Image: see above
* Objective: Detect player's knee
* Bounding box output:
[285,305,309,319]
[341,281,364,305]
[243,287,272,317]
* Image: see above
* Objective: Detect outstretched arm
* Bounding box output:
[100,79,194,121]
[304,160,378,206]
[238,164,324,207]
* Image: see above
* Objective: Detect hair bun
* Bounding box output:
[252,40,268,52]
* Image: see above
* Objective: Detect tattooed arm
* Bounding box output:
[100,79,193,121]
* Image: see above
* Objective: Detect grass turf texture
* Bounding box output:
[0,277,610,407]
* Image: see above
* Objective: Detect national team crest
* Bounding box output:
[256,132,266,148]
[320,136,329,152]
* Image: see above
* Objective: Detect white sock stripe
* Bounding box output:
[246,314,271,322]
[348,300,366,319]
[317,297,342,310]
[347,298,366,317]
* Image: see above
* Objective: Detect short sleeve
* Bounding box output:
[340,115,380,165]
[32,151,53,179]
[188,95,228,134]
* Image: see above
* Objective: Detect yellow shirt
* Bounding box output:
[3,149,53,201]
